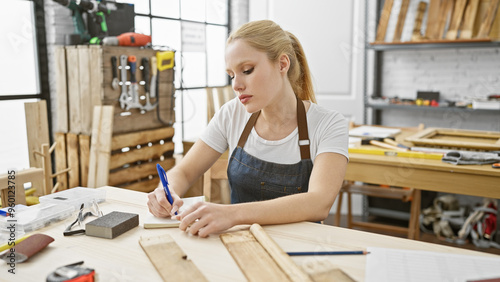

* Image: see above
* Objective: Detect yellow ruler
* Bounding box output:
[349,147,443,160]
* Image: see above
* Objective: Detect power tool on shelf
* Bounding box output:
[52,0,110,44]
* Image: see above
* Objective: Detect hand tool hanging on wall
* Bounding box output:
[119,55,129,109]
[110,56,118,90]
[127,55,143,110]
[141,57,158,111]
[149,56,157,98]
[102,32,152,47]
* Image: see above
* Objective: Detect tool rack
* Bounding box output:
[54,45,176,192]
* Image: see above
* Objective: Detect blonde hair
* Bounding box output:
[227,20,316,103]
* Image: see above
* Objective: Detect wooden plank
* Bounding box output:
[108,158,175,186]
[41,144,52,195]
[78,46,92,135]
[111,126,175,150]
[393,0,411,42]
[120,177,161,192]
[437,0,455,39]
[55,133,68,191]
[79,135,91,188]
[220,230,291,282]
[109,141,175,170]
[54,46,68,133]
[24,100,50,169]
[375,0,394,42]
[489,1,500,39]
[89,45,103,116]
[66,133,80,188]
[66,46,81,134]
[446,0,468,39]
[424,0,442,40]
[139,234,208,282]
[249,224,313,282]
[411,1,428,41]
[301,260,356,282]
[88,106,114,188]
[459,0,481,39]
[477,0,500,37]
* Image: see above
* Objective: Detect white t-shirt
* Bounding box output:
[200,98,349,164]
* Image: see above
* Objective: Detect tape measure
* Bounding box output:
[156,51,175,71]
[46,261,95,282]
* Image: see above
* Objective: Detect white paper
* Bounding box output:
[366,247,500,282]
[143,196,205,229]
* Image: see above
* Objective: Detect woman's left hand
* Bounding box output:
[175,202,235,238]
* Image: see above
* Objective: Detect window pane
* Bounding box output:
[116,0,149,15]
[135,16,151,35]
[0,0,39,95]
[181,88,208,141]
[151,0,180,18]
[181,0,206,21]
[0,99,37,172]
[181,52,206,88]
[207,25,227,86]
[207,0,228,25]
[152,18,181,51]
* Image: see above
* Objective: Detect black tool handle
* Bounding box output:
[111,56,118,79]
[141,57,150,93]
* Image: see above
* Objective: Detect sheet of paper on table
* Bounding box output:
[349,126,401,139]
[365,247,500,282]
[143,196,205,229]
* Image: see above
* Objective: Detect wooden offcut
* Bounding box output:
[55,46,68,133]
[446,0,468,39]
[405,127,500,150]
[66,133,80,188]
[477,0,500,38]
[459,0,480,39]
[87,106,114,188]
[393,0,410,42]
[220,224,312,282]
[79,135,91,187]
[411,2,428,41]
[139,234,208,282]
[437,0,455,39]
[66,46,82,134]
[24,101,50,169]
[375,0,394,42]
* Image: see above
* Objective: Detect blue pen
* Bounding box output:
[156,163,177,215]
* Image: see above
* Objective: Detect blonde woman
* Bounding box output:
[147,20,348,237]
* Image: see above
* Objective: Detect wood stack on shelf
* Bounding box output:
[374,0,500,44]
[54,45,176,192]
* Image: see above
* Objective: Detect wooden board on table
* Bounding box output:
[405,128,500,150]
[139,234,208,282]
[375,0,394,42]
[393,0,410,42]
[445,0,468,39]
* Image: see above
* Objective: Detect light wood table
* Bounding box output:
[1,186,498,281]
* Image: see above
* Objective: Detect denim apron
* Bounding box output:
[227,97,313,204]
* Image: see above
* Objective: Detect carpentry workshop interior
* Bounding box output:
[1,0,500,281]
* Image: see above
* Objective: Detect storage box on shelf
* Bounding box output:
[54,45,176,191]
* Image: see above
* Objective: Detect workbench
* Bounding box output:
[1,187,498,281]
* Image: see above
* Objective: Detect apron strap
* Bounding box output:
[236,96,310,160]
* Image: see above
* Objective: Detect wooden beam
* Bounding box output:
[139,234,208,282]
[41,144,52,195]
[459,0,480,39]
[87,106,114,188]
[393,0,410,42]
[24,100,50,169]
[437,0,455,39]
[78,46,92,135]
[66,46,81,134]
[375,0,394,42]
[424,0,442,40]
[446,0,468,40]
[477,0,500,38]
[411,1,428,41]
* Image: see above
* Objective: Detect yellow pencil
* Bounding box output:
[0,234,31,252]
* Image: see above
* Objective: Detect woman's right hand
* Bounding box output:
[147,186,183,217]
